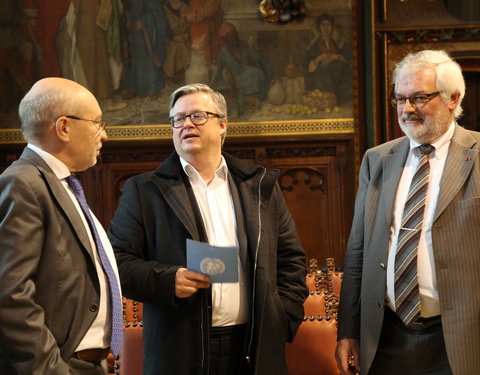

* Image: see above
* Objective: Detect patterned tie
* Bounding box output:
[394,144,434,326]
[66,175,123,356]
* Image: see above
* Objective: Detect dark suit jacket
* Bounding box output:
[338,124,480,374]
[109,151,308,375]
[0,148,102,375]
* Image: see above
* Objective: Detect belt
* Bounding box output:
[211,324,247,337]
[408,315,442,332]
[386,307,441,332]
[72,348,110,363]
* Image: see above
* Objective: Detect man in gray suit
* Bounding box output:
[0,77,122,374]
[336,50,480,374]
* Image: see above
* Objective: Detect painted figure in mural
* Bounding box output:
[303,14,352,105]
[163,0,190,83]
[211,23,272,115]
[23,0,70,77]
[0,0,32,113]
[56,0,126,111]
[121,0,168,99]
[184,0,223,84]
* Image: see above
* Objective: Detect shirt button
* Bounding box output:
[380,263,386,270]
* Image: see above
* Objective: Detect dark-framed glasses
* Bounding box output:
[169,111,220,128]
[65,115,107,131]
[391,91,441,108]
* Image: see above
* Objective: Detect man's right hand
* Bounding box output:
[335,338,360,375]
[175,268,211,298]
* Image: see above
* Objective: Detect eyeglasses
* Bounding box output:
[65,115,107,131]
[391,91,441,108]
[169,111,220,128]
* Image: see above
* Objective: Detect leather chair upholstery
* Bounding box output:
[110,258,341,375]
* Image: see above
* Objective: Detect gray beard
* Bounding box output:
[399,110,451,144]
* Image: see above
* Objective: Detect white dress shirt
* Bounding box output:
[386,122,454,318]
[27,143,121,350]
[180,156,248,326]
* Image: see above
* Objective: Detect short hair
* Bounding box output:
[169,83,228,143]
[392,50,465,119]
[18,86,83,142]
[169,83,228,117]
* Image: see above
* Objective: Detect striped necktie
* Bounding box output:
[67,175,123,356]
[394,144,434,326]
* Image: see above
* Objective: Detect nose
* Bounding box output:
[101,128,108,140]
[402,98,416,113]
[183,116,196,128]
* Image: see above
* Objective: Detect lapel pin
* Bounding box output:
[466,156,472,161]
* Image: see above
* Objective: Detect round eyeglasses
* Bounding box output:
[169,111,220,128]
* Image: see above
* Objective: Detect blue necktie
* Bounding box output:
[66,175,123,356]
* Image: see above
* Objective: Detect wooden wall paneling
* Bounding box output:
[0,137,355,268]
[266,144,351,264]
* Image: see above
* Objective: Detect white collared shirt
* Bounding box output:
[386,122,455,317]
[180,156,248,326]
[27,143,121,350]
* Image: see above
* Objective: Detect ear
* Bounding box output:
[55,116,70,143]
[448,92,461,111]
[219,117,227,136]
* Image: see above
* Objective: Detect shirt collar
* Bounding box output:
[409,121,455,160]
[180,155,228,184]
[27,143,71,180]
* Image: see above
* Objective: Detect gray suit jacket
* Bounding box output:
[338,124,480,374]
[0,148,101,375]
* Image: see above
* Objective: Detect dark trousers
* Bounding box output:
[209,324,247,375]
[369,308,452,375]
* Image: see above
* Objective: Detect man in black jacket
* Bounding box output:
[109,83,308,375]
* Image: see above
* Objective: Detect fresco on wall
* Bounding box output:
[1,0,354,130]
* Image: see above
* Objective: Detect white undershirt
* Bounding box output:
[180,156,248,326]
[28,143,121,350]
[386,122,454,317]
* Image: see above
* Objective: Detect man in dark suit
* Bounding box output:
[335,49,480,375]
[108,83,308,375]
[0,77,122,374]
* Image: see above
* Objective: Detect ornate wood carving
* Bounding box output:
[279,167,326,192]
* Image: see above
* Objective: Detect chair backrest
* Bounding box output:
[286,317,339,375]
[114,258,342,375]
[112,298,144,374]
[123,298,143,323]
[286,257,342,375]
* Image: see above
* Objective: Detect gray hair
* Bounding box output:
[169,83,228,144]
[392,50,465,119]
[19,86,84,142]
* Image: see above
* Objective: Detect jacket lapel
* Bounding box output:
[19,148,96,261]
[150,153,203,240]
[382,138,410,228]
[434,125,479,221]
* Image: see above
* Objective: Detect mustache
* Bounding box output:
[401,114,424,122]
